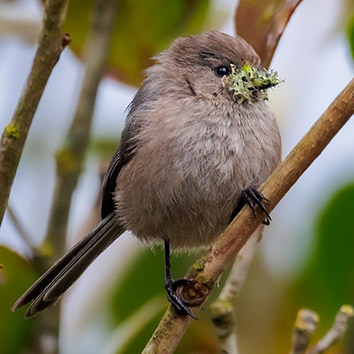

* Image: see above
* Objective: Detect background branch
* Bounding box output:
[142,78,354,353]
[0,0,69,226]
[7,204,36,253]
[32,3,118,351]
[308,305,354,354]
[44,0,118,262]
[210,229,262,354]
[289,309,319,354]
[0,2,70,352]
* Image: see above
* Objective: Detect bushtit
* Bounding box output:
[13,31,281,318]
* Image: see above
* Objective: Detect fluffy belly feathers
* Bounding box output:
[116,102,281,249]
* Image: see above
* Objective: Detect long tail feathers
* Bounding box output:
[12,212,124,318]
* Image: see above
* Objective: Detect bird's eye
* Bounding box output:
[215,65,230,77]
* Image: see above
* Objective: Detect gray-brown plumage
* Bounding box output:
[13,31,281,318]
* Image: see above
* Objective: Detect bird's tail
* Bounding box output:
[12,212,124,318]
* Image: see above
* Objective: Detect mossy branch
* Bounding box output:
[308,305,354,354]
[290,305,354,354]
[290,309,319,354]
[44,0,118,262]
[0,0,69,226]
[142,78,354,353]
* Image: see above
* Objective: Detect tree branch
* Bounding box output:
[289,309,319,354]
[210,229,262,354]
[44,0,118,261]
[308,305,354,354]
[142,78,354,353]
[0,0,69,226]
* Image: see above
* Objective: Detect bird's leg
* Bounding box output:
[164,240,197,319]
[240,187,271,225]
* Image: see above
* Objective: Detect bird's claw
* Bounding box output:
[241,188,271,224]
[165,278,197,319]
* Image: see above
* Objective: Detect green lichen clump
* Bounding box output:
[5,123,20,139]
[222,63,282,104]
[192,259,205,272]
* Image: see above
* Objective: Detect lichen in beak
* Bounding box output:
[222,63,282,104]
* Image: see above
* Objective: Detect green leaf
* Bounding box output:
[347,15,354,62]
[108,247,219,353]
[65,0,215,86]
[294,183,354,326]
[235,0,283,57]
[104,295,165,354]
[0,246,37,354]
[109,247,196,322]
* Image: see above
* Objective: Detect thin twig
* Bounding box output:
[0,0,69,226]
[210,229,262,354]
[7,204,36,252]
[142,79,354,354]
[308,305,354,354]
[44,0,118,261]
[289,309,319,354]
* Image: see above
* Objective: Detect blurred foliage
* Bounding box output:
[110,247,167,322]
[109,247,220,353]
[65,0,221,87]
[0,246,37,354]
[345,0,354,62]
[294,183,354,321]
[234,182,354,354]
[88,137,120,159]
[347,15,354,62]
[283,182,354,354]
[235,0,283,58]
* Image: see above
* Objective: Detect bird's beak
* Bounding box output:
[222,63,282,103]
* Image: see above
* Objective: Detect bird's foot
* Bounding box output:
[165,278,197,319]
[241,188,271,225]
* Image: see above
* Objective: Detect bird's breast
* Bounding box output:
[116,100,281,249]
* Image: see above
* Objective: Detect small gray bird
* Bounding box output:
[13,31,281,318]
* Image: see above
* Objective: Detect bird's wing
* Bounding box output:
[101,129,137,219]
[100,85,151,218]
